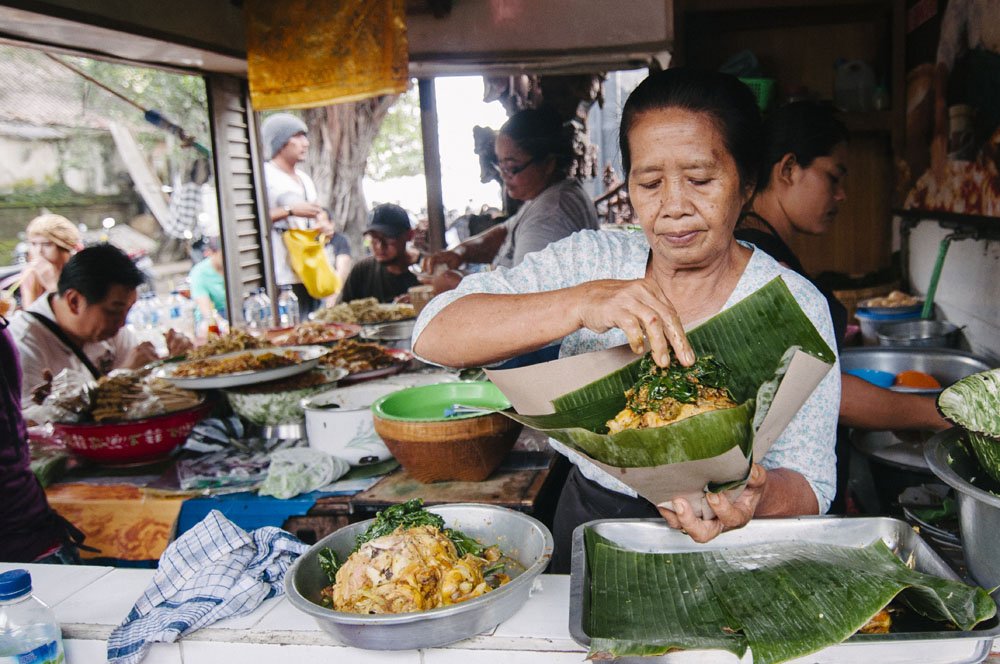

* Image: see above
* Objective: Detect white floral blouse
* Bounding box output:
[412,229,841,513]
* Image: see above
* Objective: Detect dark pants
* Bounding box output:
[548,464,660,574]
[291,283,321,321]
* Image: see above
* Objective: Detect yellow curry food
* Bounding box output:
[607,352,737,433]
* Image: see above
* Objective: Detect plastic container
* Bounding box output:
[834,60,876,112]
[854,308,922,346]
[0,569,65,663]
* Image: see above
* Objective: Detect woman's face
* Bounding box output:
[494,133,555,202]
[627,107,751,270]
[785,142,848,236]
[29,233,67,266]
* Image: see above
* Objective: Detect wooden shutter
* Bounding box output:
[206,74,275,324]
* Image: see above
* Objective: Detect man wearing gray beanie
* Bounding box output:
[261,112,335,317]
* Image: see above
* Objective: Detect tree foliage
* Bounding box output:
[366,84,423,180]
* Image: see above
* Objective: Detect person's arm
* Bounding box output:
[839,373,949,430]
[334,254,352,285]
[268,201,325,227]
[18,268,43,308]
[414,276,693,369]
[194,295,215,328]
[425,224,509,272]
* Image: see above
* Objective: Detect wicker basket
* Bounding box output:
[373,412,522,483]
[832,281,900,326]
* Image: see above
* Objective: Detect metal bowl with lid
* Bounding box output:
[925,428,1000,594]
[284,503,553,649]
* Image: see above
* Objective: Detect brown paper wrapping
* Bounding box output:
[246,0,409,110]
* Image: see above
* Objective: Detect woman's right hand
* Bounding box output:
[423,249,464,274]
[573,278,695,367]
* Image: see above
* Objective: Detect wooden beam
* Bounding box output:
[418,78,446,253]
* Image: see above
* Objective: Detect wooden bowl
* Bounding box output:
[371,382,521,482]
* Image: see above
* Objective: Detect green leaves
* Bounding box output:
[584,529,996,664]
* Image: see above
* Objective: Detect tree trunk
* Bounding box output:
[304,95,397,251]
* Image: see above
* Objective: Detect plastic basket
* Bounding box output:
[739,77,776,111]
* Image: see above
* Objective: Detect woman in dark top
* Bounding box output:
[736,102,947,511]
[0,317,82,562]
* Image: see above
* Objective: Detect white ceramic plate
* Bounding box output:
[155,345,328,390]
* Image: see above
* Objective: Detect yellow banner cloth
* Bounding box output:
[246,0,408,110]
[46,483,184,562]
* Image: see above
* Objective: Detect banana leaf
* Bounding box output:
[502,277,834,468]
[584,528,996,664]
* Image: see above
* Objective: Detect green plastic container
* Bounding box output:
[371,381,511,422]
[739,77,776,111]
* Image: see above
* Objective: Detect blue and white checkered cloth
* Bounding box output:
[106,510,309,664]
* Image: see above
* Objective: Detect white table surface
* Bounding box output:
[4,562,999,664]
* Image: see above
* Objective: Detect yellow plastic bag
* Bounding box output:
[282,229,341,299]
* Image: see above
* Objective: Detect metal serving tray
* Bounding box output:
[569,516,1000,664]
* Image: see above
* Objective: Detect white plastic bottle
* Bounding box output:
[0,569,65,663]
[166,290,196,339]
[277,286,299,328]
[256,288,273,329]
[242,291,261,332]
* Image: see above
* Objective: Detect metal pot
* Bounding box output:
[300,382,400,465]
[361,320,415,351]
[924,428,1000,595]
[877,320,962,348]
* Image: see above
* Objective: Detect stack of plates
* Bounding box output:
[901,505,961,550]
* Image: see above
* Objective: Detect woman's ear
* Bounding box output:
[777,153,798,185]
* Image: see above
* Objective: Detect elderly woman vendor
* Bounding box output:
[412,69,840,571]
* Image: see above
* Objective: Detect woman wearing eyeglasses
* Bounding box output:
[17,214,81,308]
[424,107,599,292]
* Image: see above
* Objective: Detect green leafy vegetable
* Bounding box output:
[629,353,732,407]
[318,547,340,584]
[352,499,489,558]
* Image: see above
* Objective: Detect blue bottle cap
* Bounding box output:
[0,569,32,600]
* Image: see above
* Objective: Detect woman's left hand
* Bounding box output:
[658,464,767,543]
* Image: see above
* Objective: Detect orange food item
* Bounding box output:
[894,370,941,389]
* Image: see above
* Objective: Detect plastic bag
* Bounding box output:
[258,448,349,499]
[35,368,95,423]
[283,229,341,298]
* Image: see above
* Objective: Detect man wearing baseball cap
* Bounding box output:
[337,204,420,304]
[261,112,334,317]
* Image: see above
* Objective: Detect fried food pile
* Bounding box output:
[173,350,299,378]
[313,297,414,324]
[318,339,400,374]
[317,500,509,615]
[273,321,353,345]
[607,352,737,433]
[186,329,265,360]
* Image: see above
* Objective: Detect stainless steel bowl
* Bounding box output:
[924,428,1000,594]
[876,320,963,348]
[361,320,416,351]
[284,503,553,649]
[840,347,993,396]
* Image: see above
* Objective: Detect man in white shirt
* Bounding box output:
[261,113,334,318]
[9,243,191,402]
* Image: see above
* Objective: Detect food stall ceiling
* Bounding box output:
[0,0,672,77]
[0,5,246,75]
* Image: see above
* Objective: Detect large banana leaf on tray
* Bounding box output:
[503,277,835,467]
[584,529,996,664]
